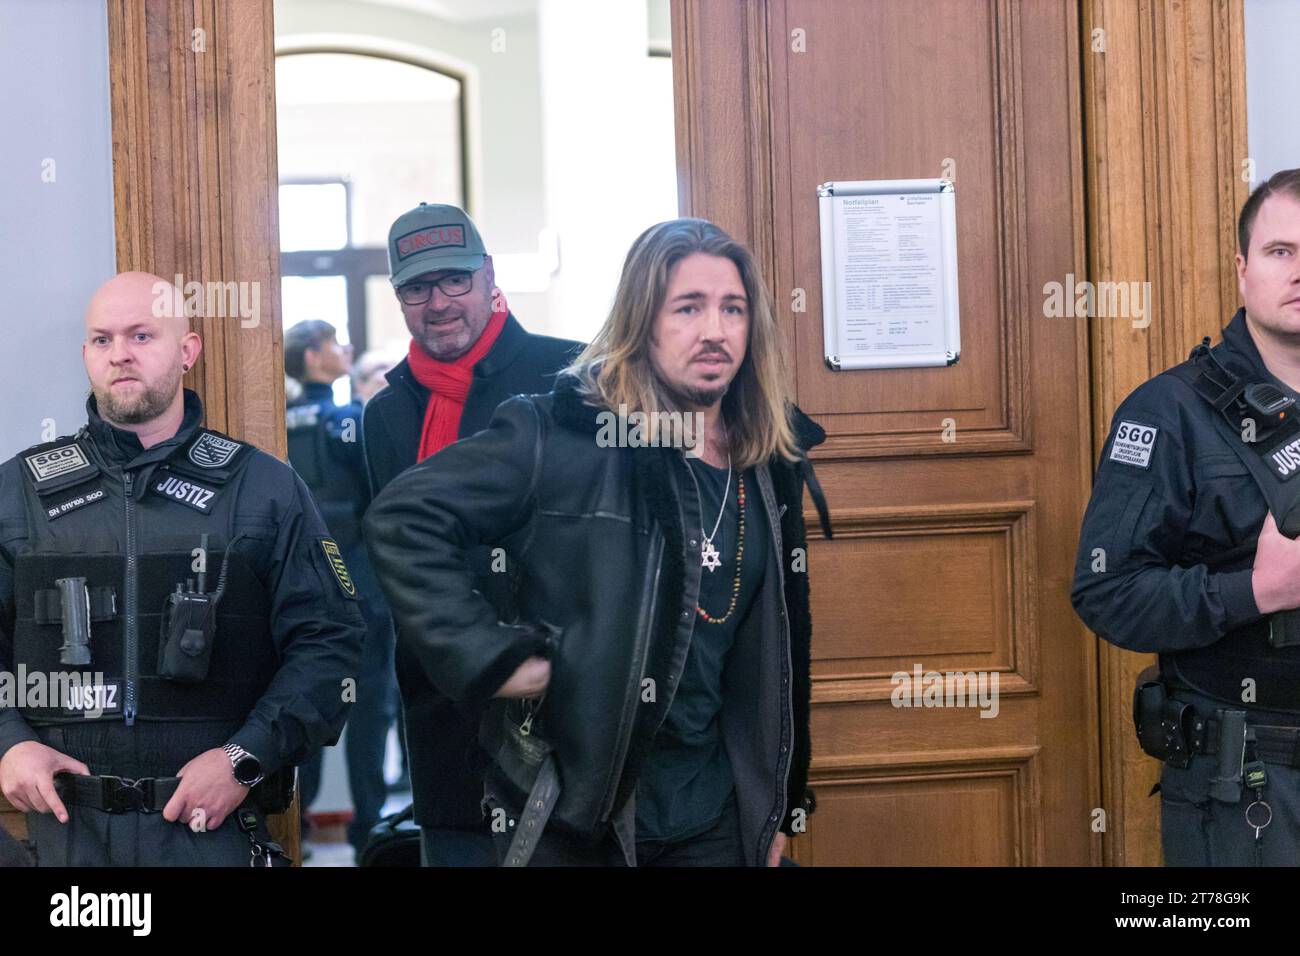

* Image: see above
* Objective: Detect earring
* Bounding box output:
[183,363,190,371]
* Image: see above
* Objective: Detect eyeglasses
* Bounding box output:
[397,272,474,305]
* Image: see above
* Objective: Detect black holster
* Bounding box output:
[252,766,296,815]
[1133,665,1193,768]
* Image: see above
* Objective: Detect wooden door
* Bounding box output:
[674,0,1096,865]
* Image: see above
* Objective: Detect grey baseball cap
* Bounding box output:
[387,202,487,287]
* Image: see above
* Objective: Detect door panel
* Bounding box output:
[674,0,1095,865]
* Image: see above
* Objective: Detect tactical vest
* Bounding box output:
[285,398,365,551]
[1166,342,1300,712]
[10,428,278,727]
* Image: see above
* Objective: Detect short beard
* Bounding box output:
[93,365,183,425]
[661,376,729,411]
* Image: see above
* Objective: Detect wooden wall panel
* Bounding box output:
[107,0,285,457]
[809,502,1038,700]
[799,748,1041,866]
[1082,0,1250,866]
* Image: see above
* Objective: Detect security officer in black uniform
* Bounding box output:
[0,272,365,866]
[283,320,396,858]
[1073,168,1300,866]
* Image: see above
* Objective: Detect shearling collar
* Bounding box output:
[550,372,828,453]
[550,373,832,539]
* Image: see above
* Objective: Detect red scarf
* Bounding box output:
[408,305,508,461]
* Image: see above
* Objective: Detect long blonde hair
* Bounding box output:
[564,218,799,468]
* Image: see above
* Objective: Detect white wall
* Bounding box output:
[273,0,678,343]
[0,0,117,460]
[275,0,555,329]
[538,0,678,342]
[1245,0,1300,184]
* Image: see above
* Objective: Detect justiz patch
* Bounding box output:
[60,680,122,718]
[1109,421,1158,469]
[154,474,217,513]
[1269,434,1300,480]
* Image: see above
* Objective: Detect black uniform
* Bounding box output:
[0,389,365,866]
[1073,308,1300,865]
[286,380,396,853]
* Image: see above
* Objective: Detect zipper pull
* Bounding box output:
[519,691,546,736]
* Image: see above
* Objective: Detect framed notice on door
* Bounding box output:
[817,179,960,370]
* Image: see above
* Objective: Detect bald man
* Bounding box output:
[0,272,365,866]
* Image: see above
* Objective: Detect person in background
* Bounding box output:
[284,320,396,861]
[351,350,401,406]
[348,347,405,790]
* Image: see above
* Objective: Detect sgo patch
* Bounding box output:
[1109,421,1158,469]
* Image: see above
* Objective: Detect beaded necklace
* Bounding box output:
[685,459,746,625]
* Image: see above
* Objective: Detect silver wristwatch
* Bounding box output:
[223,743,265,788]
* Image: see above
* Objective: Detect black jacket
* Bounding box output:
[1072,309,1300,711]
[362,314,582,828]
[364,374,831,865]
[0,390,366,777]
[286,381,368,554]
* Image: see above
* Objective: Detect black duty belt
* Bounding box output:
[54,773,181,814]
[1189,715,1300,767]
[54,771,294,815]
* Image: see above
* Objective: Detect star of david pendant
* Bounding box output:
[701,539,722,572]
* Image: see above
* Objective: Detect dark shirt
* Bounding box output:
[635,458,768,842]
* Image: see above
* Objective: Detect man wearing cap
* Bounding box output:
[363,202,581,866]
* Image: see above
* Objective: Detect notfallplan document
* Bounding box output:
[819,179,959,369]
[834,193,943,355]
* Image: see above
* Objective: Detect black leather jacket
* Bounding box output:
[361,316,581,829]
[365,376,831,865]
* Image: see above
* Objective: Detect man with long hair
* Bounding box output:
[366,218,831,866]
